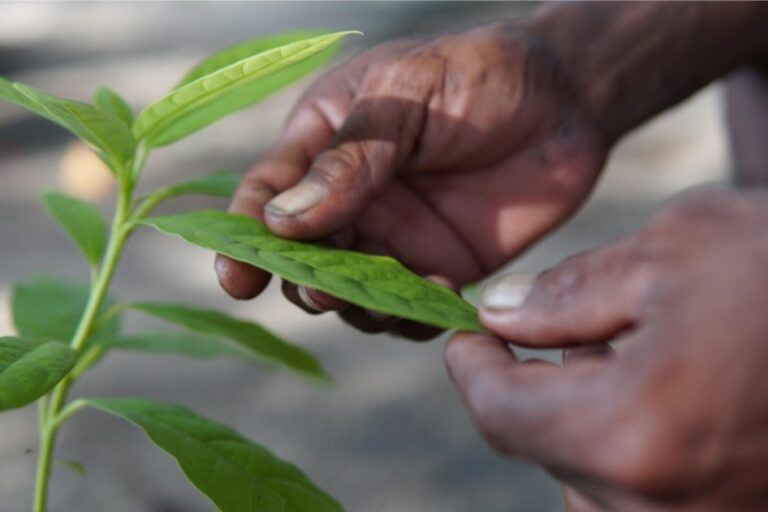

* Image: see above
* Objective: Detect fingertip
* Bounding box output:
[425,274,457,292]
[444,331,514,379]
[301,285,349,312]
[261,176,338,241]
[389,320,443,342]
[264,179,327,219]
[215,254,271,300]
[338,306,397,334]
[479,307,527,339]
[281,281,349,314]
[480,273,536,309]
[263,206,325,241]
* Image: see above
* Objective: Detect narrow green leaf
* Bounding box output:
[142,212,483,332]
[101,331,255,360]
[129,302,328,380]
[0,337,77,411]
[41,192,108,266]
[12,277,121,343]
[56,459,87,477]
[94,86,134,126]
[175,31,327,88]
[134,31,359,147]
[85,398,342,512]
[0,77,136,167]
[162,170,240,198]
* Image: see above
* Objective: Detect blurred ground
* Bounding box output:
[0,3,729,512]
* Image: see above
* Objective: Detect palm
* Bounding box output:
[342,116,605,288]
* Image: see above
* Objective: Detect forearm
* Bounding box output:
[527,1,768,143]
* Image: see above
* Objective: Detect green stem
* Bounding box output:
[69,345,106,381]
[49,400,87,431]
[129,187,175,225]
[32,172,140,512]
[91,303,130,333]
[33,424,56,512]
[71,191,132,354]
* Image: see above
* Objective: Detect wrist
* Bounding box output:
[525,2,768,145]
[523,4,629,144]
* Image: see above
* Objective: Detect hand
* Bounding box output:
[446,188,768,510]
[216,22,608,339]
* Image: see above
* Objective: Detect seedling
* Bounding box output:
[0,30,481,512]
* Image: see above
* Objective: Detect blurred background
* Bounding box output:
[0,2,729,511]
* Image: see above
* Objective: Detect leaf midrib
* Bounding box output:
[14,84,128,161]
[119,411,330,509]
[136,38,328,143]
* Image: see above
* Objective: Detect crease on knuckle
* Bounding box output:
[314,145,371,192]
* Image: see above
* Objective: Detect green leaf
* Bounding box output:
[0,337,77,411]
[56,459,87,477]
[101,330,255,360]
[41,192,108,266]
[142,211,483,332]
[162,170,241,198]
[0,77,136,167]
[175,30,328,88]
[129,302,328,381]
[12,277,121,343]
[85,398,342,512]
[94,86,134,126]
[133,31,359,147]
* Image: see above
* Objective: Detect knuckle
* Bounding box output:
[313,145,370,191]
[363,53,445,98]
[534,251,591,297]
[653,187,740,227]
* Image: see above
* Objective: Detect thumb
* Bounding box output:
[263,88,429,240]
[480,244,646,347]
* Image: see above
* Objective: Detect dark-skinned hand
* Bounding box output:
[215,22,607,340]
[447,188,768,511]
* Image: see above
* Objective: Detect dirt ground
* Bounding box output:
[0,3,730,511]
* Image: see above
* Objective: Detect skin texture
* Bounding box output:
[216,22,608,338]
[217,2,768,510]
[449,189,768,511]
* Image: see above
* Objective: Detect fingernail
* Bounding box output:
[265,180,326,217]
[480,273,536,309]
[298,285,325,313]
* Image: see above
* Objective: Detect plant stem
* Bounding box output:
[32,424,56,512]
[49,400,87,431]
[70,188,132,355]
[32,174,138,512]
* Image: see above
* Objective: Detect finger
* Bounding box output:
[445,331,606,471]
[480,245,646,347]
[563,344,614,366]
[282,281,348,315]
[388,320,443,342]
[381,275,454,341]
[263,63,434,240]
[217,104,338,299]
[338,306,399,334]
[563,487,605,512]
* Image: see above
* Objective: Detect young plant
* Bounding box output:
[0,30,482,512]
